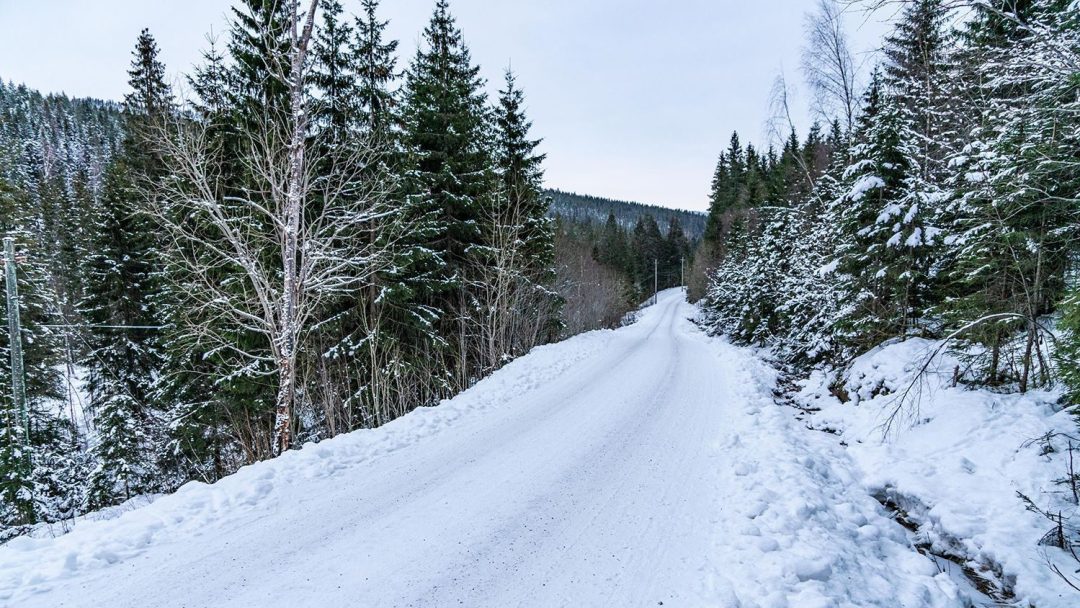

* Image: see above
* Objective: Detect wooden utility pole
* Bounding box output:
[4,237,28,447]
[653,258,658,305]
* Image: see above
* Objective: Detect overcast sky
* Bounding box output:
[0,0,891,211]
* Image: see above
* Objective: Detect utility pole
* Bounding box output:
[653,258,658,305]
[680,257,685,288]
[4,237,28,447]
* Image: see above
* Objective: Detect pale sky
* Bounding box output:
[0,0,891,211]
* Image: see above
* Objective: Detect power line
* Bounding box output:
[41,324,165,330]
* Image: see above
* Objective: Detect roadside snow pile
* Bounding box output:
[691,334,973,607]
[793,337,1080,607]
[0,318,622,600]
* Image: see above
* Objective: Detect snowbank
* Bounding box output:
[685,332,969,607]
[0,311,628,601]
[793,337,1080,606]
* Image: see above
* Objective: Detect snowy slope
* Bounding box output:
[794,339,1080,606]
[2,290,972,607]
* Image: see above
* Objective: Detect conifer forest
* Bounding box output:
[4,1,1080,606]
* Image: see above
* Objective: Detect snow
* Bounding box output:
[817,259,839,275]
[0,291,1005,607]
[793,338,1080,607]
[849,175,885,201]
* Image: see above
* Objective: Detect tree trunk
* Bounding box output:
[989,331,1000,386]
[273,0,320,455]
[1020,320,1035,394]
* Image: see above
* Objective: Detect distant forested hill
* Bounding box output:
[0,80,123,196]
[544,189,706,239]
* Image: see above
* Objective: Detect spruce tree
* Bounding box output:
[401,0,496,387]
[703,151,730,246]
[311,0,357,142]
[830,70,938,352]
[353,0,400,137]
[664,216,690,287]
[493,70,554,286]
[596,212,629,271]
[228,0,294,119]
[160,33,241,483]
[82,158,165,507]
[125,29,172,119]
[882,0,956,185]
[82,29,172,507]
[189,37,231,120]
[629,215,665,297]
[0,179,36,531]
[943,2,1078,389]
[1056,291,1080,402]
[775,172,845,364]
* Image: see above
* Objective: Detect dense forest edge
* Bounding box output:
[693,0,1080,597]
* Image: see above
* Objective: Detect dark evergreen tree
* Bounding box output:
[829,70,938,352]
[311,0,357,142]
[400,0,496,387]
[188,37,231,120]
[228,0,293,120]
[82,30,172,508]
[493,70,553,285]
[664,216,690,286]
[352,0,400,137]
[882,0,955,184]
[595,212,630,271]
[942,2,1078,390]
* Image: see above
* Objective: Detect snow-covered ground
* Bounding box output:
[794,338,1080,606]
[0,290,1034,607]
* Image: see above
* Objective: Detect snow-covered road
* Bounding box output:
[2,290,970,607]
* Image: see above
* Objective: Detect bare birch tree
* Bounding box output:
[468,187,559,375]
[150,0,405,457]
[802,0,860,132]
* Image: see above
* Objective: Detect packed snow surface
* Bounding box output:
[2,291,985,607]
